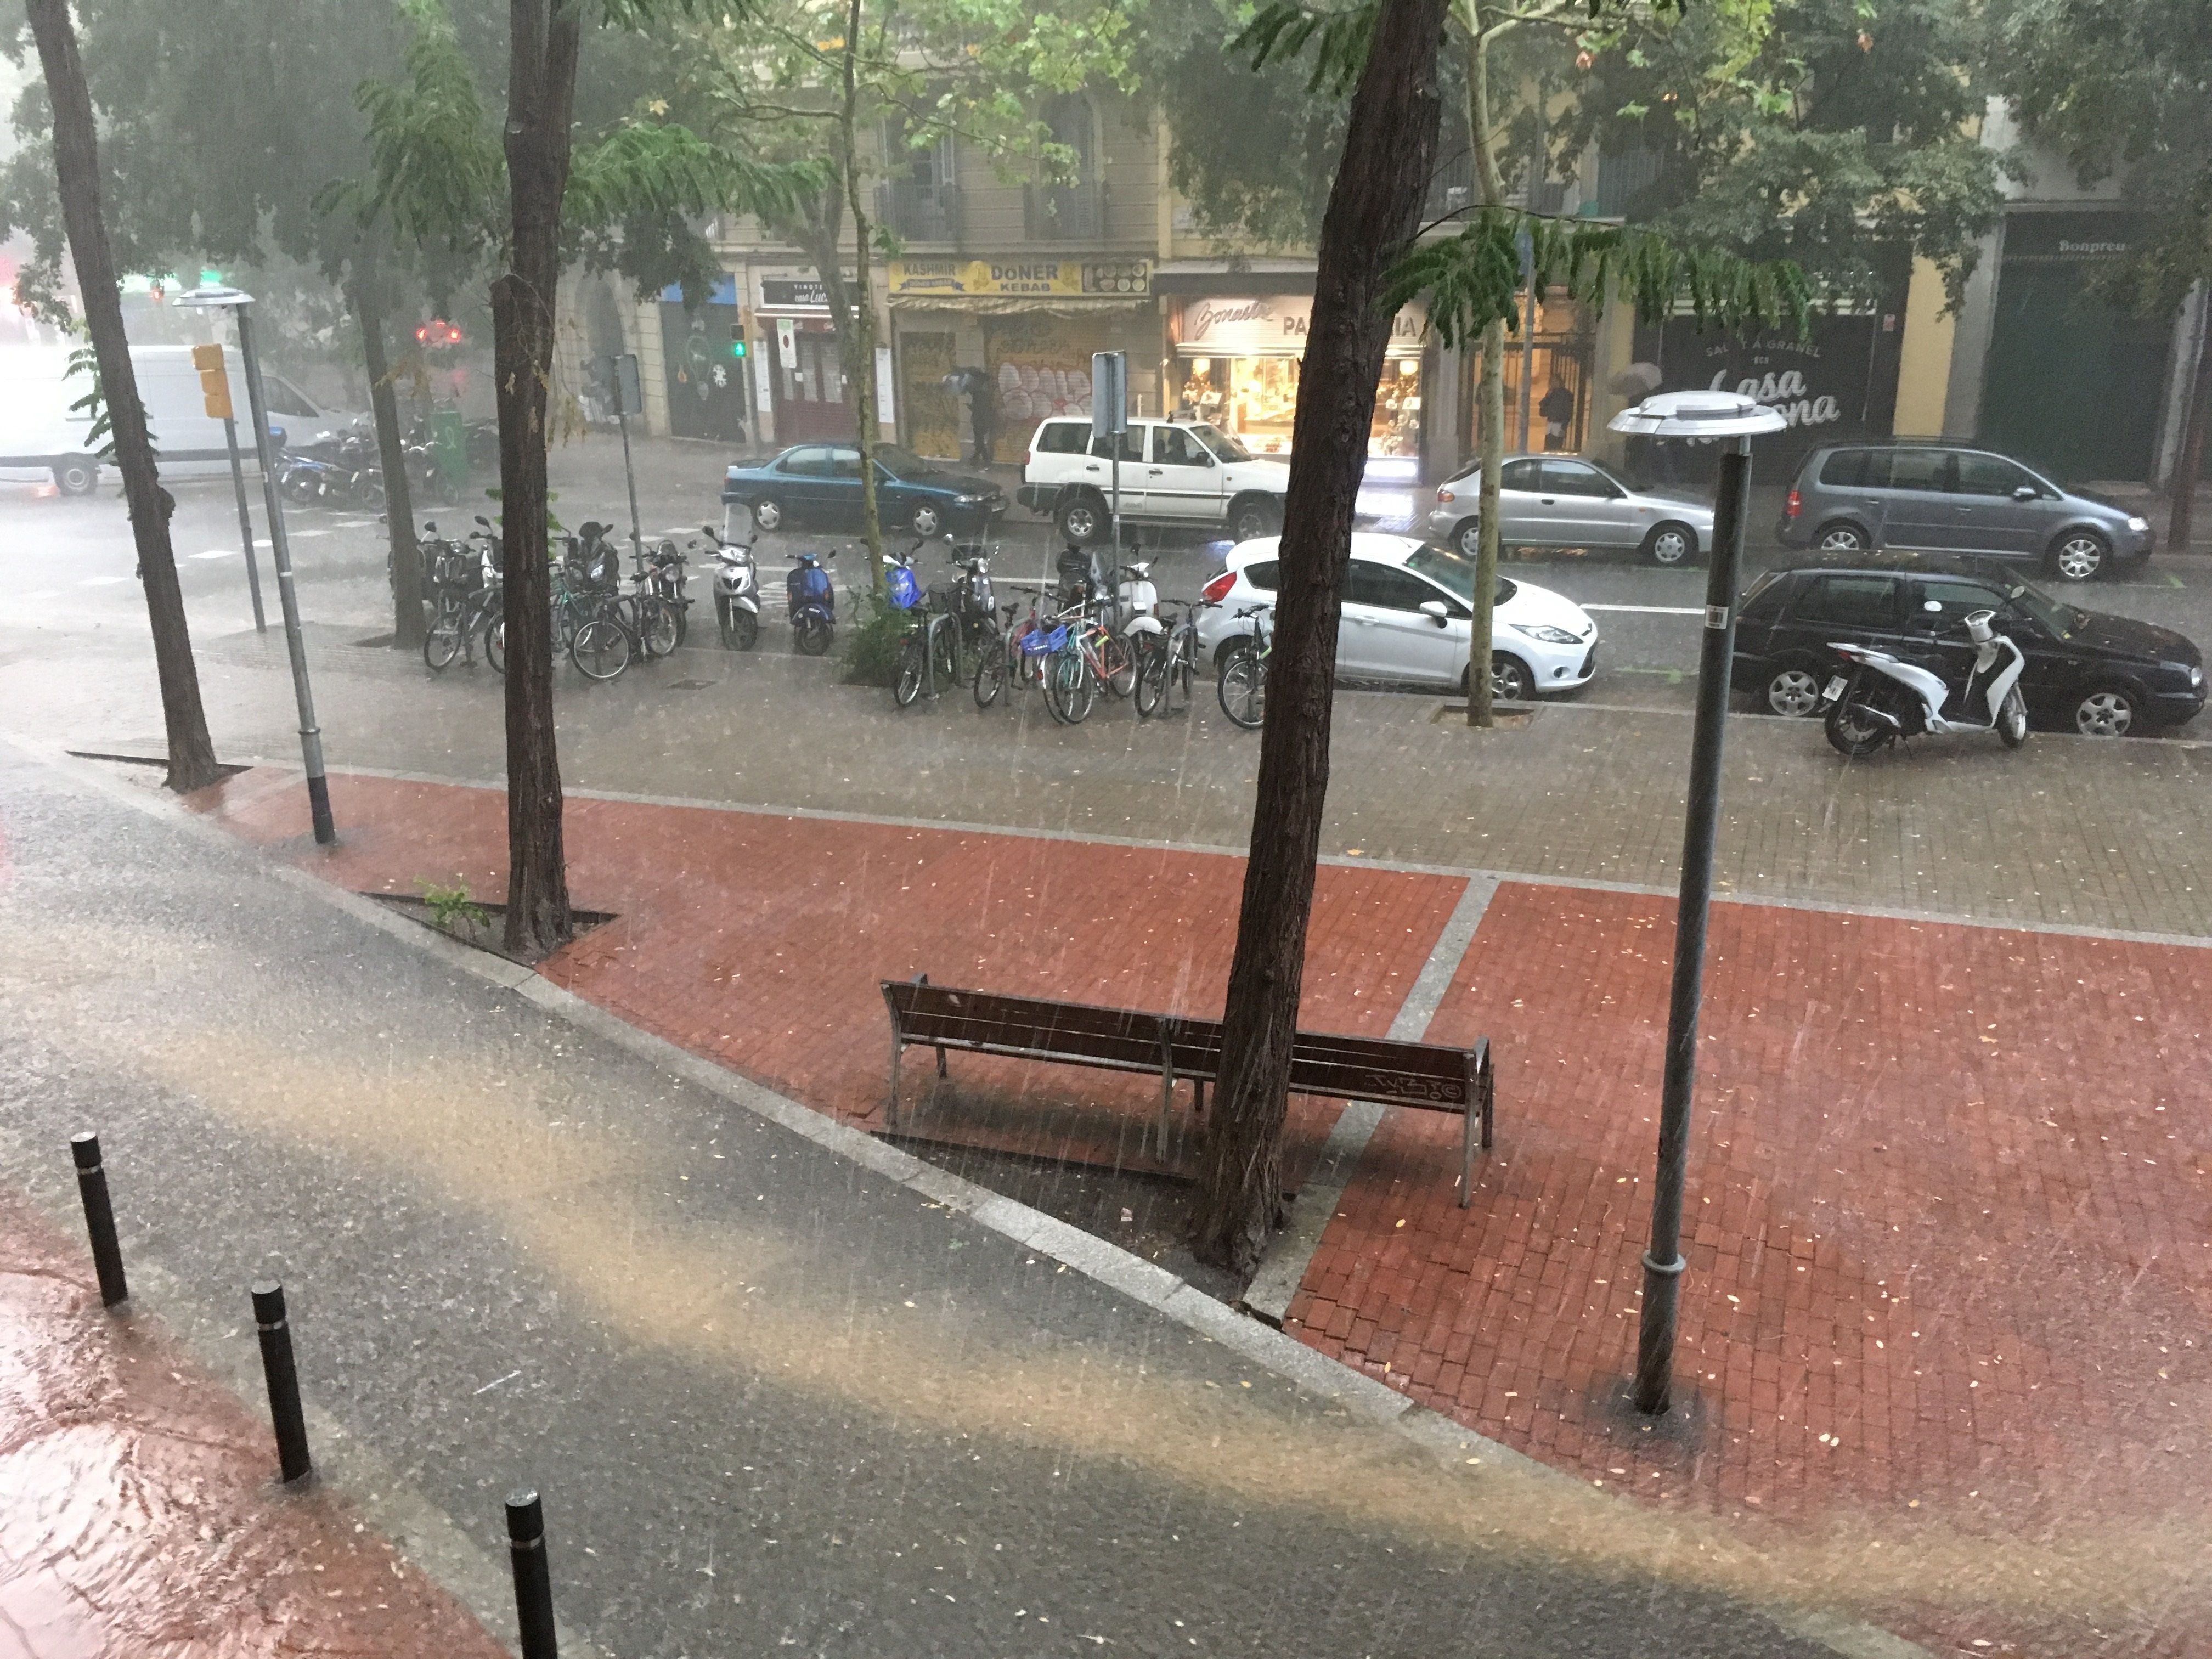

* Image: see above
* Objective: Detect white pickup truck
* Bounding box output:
[1018,416,1289,544]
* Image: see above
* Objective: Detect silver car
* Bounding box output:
[1426,453,1716,567]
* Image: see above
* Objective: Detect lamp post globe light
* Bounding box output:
[1605,389,1787,1415]
[177,284,336,846]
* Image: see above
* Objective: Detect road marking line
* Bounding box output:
[1580,603,1703,615]
[79,575,133,585]
[191,549,238,560]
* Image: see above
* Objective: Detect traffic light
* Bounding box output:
[190,343,232,420]
[729,325,747,359]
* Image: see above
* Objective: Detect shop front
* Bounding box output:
[754,272,850,444]
[656,274,750,443]
[887,258,1154,464]
[1167,294,1427,477]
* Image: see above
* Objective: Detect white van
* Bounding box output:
[0,344,364,495]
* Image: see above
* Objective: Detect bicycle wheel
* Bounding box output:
[571,617,631,681]
[1133,645,1166,718]
[1166,629,1197,715]
[1219,651,1266,729]
[1098,630,1137,699]
[973,640,1008,708]
[639,596,681,659]
[932,622,962,695]
[1045,642,1096,725]
[422,600,465,672]
[484,617,507,677]
[893,634,925,708]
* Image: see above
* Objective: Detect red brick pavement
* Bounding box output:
[196,770,1457,1178]
[0,1186,509,1659]
[1288,882,2212,1654]
[196,770,2212,1653]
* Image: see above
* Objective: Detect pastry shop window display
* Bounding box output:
[1171,354,1422,462]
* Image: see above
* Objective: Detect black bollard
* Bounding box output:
[69,1133,128,1307]
[506,1490,560,1659]
[250,1282,313,1483]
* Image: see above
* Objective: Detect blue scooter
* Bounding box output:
[787,546,837,656]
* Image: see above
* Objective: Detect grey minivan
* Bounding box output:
[1777,443,2152,582]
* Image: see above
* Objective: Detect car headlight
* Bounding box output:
[953,493,984,505]
[1512,623,1582,645]
[2128,515,2151,532]
[2190,665,2205,690]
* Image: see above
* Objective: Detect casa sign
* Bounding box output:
[1174,295,1427,359]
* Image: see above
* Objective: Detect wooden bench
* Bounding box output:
[880,977,1495,1207]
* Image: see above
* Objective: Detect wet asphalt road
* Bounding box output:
[0,742,1875,1659]
[7,442,2209,723]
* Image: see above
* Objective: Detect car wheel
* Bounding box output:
[1764,662,1826,718]
[2073,684,2136,737]
[1643,521,1698,566]
[2049,530,2108,582]
[1056,493,1105,544]
[751,495,784,533]
[1491,653,1533,702]
[1230,496,1280,542]
[1815,522,1869,554]
[51,456,99,495]
[911,503,943,538]
[1454,519,1482,558]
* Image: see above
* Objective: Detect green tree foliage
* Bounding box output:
[1564,0,2006,302]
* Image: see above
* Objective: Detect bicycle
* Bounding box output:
[887,538,962,708]
[1217,602,1271,730]
[1134,600,1200,718]
[1042,600,1126,726]
[615,539,689,660]
[973,583,1052,709]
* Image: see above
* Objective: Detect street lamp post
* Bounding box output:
[179,285,336,845]
[1605,389,1787,1415]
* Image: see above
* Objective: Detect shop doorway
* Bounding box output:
[899,329,960,458]
[770,322,851,443]
[983,315,1103,465]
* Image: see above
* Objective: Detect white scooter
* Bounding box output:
[701,524,760,651]
[1818,607,2029,757]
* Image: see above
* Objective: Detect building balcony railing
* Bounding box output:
[878,179,962,245]
[1023,178,1106,241]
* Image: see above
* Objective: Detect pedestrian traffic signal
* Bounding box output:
[190,343,232,420]
[730,326,747,359]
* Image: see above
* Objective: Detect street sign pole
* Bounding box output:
[1092,351,1127,627]
[233,302,336,846]
[608,354,646,567]
[221,415,267,633]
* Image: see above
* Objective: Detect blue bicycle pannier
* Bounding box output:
[887,564,920,611]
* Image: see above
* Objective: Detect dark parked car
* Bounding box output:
[1735,554,2205,737]
[722,443,1006,537]
[1778,442,2153,582]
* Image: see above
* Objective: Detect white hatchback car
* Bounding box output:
[1195,533,1599,701]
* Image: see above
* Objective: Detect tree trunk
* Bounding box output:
[1464,27,1505,728]
[839,0,885,584]
[2170,294,2211,555]
[26,0,222,795]
[1187,0,1448,1276]
[495,0,582,958]
[350,253,426,650]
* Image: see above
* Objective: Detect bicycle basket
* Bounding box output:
[1020,624,1068,656]
[887,565,921,611]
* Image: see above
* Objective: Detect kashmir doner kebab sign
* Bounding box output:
[887,258,1153,297]
[1175,294,1427,358]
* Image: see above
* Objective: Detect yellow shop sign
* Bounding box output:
[887,258,1150,298]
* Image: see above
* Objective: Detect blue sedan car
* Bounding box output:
[722,442,1007,538]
